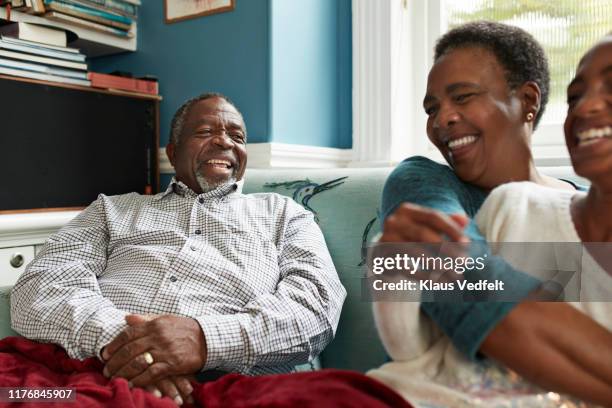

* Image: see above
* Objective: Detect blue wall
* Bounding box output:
[91,0,271,146]
[92,0,351,149]
[337,0,352,149]
[270,0,351,148]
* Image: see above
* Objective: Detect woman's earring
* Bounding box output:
[526,112,534,122]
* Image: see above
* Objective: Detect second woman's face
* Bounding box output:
[564,39,612,185]
[424,47,528,189]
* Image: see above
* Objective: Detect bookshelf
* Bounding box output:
[0,74,161,212]
[0,73,159,283]
[0,6,136,56]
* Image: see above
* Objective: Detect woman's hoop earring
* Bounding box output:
[526,112,535,122]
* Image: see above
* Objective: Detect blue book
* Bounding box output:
[0,35,81,55]
[44,0,133,26]
[78,0,137,17]
[0,65,91,86]
[0,38,87,62]
[44,12,134,38]
[58,0,137,19]
[0,57,88,79]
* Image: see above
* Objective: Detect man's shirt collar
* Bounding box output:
[156,177,239,201]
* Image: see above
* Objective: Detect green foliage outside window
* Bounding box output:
[446,0,612,122]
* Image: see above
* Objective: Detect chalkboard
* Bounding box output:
[0,76,159,212]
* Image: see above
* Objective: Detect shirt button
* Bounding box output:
[190,246,197,251]
[198,197,204,204]
[195,229,202,235]
[169,276,178,282]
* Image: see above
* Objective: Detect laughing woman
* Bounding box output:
[474,34,612,404]
[369,22,611,407]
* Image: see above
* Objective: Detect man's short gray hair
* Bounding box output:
[169,92,245,145]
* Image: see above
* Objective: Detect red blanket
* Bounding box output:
[0,337,412,408]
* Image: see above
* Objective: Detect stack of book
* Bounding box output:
[7,0,140,37]
[5,0,46,15]
[43,0,139,38]
[0,21,90,86]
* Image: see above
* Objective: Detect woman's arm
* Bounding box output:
[372,302,441,361]
[380,157,612,404]
[482,301,612,406]
[379,157,538,360]
[475,184,612,404]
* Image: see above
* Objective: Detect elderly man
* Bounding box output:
[10,93,346,405]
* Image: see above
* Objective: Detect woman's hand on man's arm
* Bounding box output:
[381,202,470,243]
[481,301,612,406]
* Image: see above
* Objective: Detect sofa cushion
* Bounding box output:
[0,286,17,339]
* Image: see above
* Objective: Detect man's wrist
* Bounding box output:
[189,317,208,370]
[194,314,248,372]
[82,309,129,361]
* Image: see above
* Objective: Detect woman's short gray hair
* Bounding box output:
[434,21,550,129]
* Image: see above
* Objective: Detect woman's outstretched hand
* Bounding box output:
[381,203,470,243]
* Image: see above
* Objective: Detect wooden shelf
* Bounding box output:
[0,7,136,57]
[0,74,161,100]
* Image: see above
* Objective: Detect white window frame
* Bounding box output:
[351,0,570,168]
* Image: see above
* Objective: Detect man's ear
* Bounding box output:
[520,81,541,121]
[166,143,176,168]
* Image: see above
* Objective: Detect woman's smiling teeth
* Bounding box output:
[206,159,232,168]
[448,135,478,150]
[576,126,612,146]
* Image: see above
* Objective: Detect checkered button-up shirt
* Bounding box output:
[10,179,346,375]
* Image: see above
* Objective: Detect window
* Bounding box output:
[440,0,612,165]
[352,0,611,166]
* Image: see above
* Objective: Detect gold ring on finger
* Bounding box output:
[143,352,154,365]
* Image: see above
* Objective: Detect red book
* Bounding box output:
[87,72,158,95]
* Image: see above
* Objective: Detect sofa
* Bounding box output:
[0,163,588,375]
[0,167,395,373]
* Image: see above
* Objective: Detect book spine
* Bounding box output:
[59,0,136,18]
[0,39,86,62]
[44,0,132,24]
[0,65,91,85]
[12,3,31,12]
[44,12,133,37]
[45,3,132,30]
[0,57,87,78]
[91,79,158,95]
[103,0,136,16]
[88,73,158,94]
[85,0,138,5]
[0,48,87,69]
[0,35,80,53]
[30,0,44,13]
